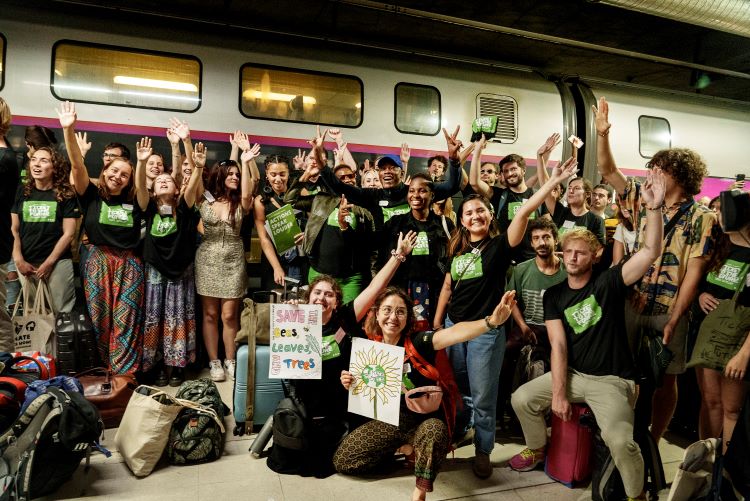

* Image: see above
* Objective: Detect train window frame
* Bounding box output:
[394,82,441,137]
[638,115,671,158]
[50,40,203,113]
[238,63,364,128]
[0,33,6,91]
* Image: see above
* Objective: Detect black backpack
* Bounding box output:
[0,387,104,501]
[167,378,228,465]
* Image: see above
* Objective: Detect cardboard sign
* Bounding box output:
[347,338,405,426]
[268,304,322,379]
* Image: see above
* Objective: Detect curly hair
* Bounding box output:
[23,147,75,202]
[448,194,499,257]
[363,286,415,340]
[303,275,344,309]
[206,160,242,228]
[97,158,136,202]
[560,228,602,253]
[528,217,559,241]
[498,153,526,173]
[648,148,707,196]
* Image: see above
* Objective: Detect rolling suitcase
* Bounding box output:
[545,403,594,487]
[55,311,99,376]
[232,344,284,435]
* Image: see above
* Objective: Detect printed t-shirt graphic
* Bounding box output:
[451,252,483,280]
[23,201,56,222]
[564,295,603,335]
[99,201,134,227]
[707,259,749,292]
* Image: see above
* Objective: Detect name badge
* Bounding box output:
[159,205,173,216]
[562,220,575,229]
[204,191,216,203]
[122,203,134,211]
[379,200,389,207]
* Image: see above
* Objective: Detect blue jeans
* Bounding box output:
[445,315,506,454]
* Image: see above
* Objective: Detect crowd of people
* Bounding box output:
[0,94,748,501]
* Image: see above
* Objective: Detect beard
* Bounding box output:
[534,245,552,257]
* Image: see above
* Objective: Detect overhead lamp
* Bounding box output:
[113,76,198,92]
[243,89,317,104]
[355,102,362,109]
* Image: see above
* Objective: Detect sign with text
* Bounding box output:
[269,303,322,379]
[266,204,302,254]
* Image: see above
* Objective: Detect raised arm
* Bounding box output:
[184,142,206,208]
[433,126,463,200]
[432,291,516,350]
[240,143,261,213]
[536,133,560,187]
[134,137,153,211]
[57,101,89,195]
[166,126,182,185]
[75,132,92,160]
[469,136,492,198]
[593,97,627,195]
[328,129,358,171]
[353,231,417,321]
[400,142,410,171]
[229,130,241,163]
[621,168,665,286]
[507,157,578,247]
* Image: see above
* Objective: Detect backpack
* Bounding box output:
[21,376,84,413]
[512,344,549,392]
[0,355,51,433]
[0,387,104,501]
[167,378,227,465]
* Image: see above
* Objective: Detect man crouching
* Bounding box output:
[509,168,666,500]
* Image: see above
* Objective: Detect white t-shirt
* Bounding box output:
[613,223,636,255]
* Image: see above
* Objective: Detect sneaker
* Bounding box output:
[508,447,545,472]
[472,450,493,479]
[224,359,236,381]
[209,360,225,382]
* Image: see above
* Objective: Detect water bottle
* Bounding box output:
[250,415,274,458]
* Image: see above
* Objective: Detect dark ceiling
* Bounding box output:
[13,0,750,102]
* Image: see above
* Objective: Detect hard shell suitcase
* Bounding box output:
[232,344,284,435]
[545,403,594,487]
[55,311,99,376]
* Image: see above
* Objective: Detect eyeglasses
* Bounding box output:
[102,152,119,159]
[338,173,356,181]
[378,306,408,318]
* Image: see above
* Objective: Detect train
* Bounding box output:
[1,8,747,198]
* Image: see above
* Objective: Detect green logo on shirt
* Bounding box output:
[413,231,430,256]
[321,335,341,361]
[98,202,133,227]
[22,201,56,223]
[150,213,177,237]
[707,259,749,292]
[382,204,410,222]
[451,253,483,281]
[326,208,357,229]
[564,295,603,335]
[508,200,536,221]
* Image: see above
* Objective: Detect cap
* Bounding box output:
[376,154,402,169]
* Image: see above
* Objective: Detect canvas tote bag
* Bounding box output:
[11,281,55,354]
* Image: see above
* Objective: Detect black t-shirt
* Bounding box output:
[447,233,512,322]
[0,146,20,263]
[544,264,634,379]
[293,302,364,419]
[704,244,750,307]
[78,182,142,250]
[552,205,606,245]
[495,186,537,232]
[310,205,359,278]
[11,186,79,264]
[383,211,453,286]
[143,198,200,279]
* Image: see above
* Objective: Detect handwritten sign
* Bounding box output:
[347,338,404,426]
[269,303,323,379]
[266,204,302,254]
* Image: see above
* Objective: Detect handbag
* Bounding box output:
[11,281,55,355]
[687,286,750,372]
[404,386,443,414]
[114,386,185,477]
[75,367,138,428]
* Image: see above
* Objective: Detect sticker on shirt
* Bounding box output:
[707,259,750,292]
[450,253,483,281]
[381,204,410,222]
[22,201,57,223]
[321,335,341,361]
[507,200,536,221]
[326,208,357,229]
[413,231,430,256]
[150,213,178,238]
[564,294,603,335]
[98,201,134,228]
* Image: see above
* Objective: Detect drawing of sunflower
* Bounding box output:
[350,345,402,420]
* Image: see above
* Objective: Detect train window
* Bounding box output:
[476,94,517,144]
[51,41,202,112]
[394,83,440,136]
[639,116,671,158]
[240,64,362,127]
[0,33,5,90]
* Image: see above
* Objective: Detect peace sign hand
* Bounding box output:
[442,125,462,161]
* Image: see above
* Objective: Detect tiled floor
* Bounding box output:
[47,371,688,501]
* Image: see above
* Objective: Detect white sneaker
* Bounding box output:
[224,359,236,381]
[209,360,225,382]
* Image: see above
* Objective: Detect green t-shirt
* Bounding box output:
[506,258,567,325]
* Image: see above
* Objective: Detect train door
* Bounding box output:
[555,79,600,184]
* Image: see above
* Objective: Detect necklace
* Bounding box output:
[469,238,485,255]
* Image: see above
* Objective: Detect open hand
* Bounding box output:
[166,127,180,145]
[136,137,153,162]
[75,132,91,157]
[192,142,206,169]
[400,142,410,166]
[233,131,250,152]
[168,118,190,140]
[241,143,261,163]
[591,96,611,137]
[698,292,720,314]
[56,101,77,129]
[641,167,666,208]
[396,230,418,256]
[549,157,578,183]
[488,290,516,327]
[537,133,561,159]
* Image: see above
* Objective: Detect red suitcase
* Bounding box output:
[545,403,594,487]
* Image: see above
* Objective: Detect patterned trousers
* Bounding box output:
[333,411,450,492]
[84,245,144,375]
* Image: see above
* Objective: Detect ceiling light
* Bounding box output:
[113,76,198,92]
[243,90,317,104]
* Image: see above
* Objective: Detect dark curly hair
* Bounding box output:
[364,286,415,340]
[648,148,707,196]
[303,275,344,309]
[206,160,242,228]
[498,153,526,173]
[23,147,75,202]
[528,217,559,241]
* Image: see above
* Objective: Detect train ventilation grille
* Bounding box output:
[476,93,517,144]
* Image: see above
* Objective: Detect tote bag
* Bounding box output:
[114,386,185,477]
[11,281,55,355]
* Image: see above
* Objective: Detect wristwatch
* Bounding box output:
[484,315,499,330]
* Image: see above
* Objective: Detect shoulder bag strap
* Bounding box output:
[404,337,440,383]
[495,189,509,216]
[663,201,694,240]
[441,215,450,239]
[452,239,490,289]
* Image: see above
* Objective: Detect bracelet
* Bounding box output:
[597,126,611,137]
[646,204,663,211]
[391,250,406,263]
[484,315,499,330]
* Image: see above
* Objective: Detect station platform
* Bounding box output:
[47,369,688,501]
